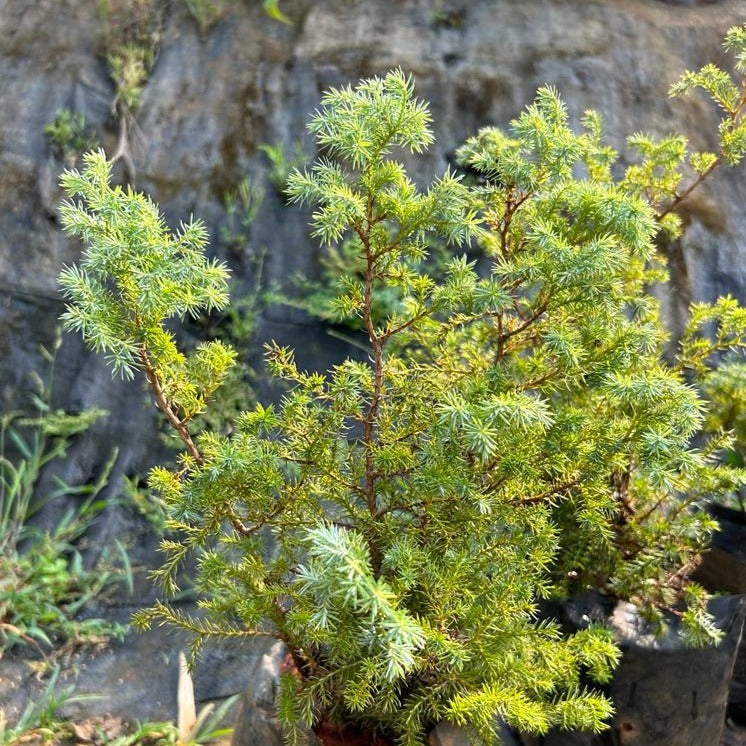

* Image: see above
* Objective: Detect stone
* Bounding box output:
[0,617,272,729]
[230,642,321,746]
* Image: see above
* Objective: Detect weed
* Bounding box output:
[262,0,291,24]
[183,0,225,33]
[107,42,151,114]
[44,110,99,166]
[0,666,100,746]
[0,661,237,746]
[258,141,309,195]
[121,474,169,535]
[0,346,128,656]
[220,176,264,253]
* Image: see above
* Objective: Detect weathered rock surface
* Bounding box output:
[0,617,272,728]
[3,0,746,730]
[229,642,318,746]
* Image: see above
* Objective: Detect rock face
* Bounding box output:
[229,642,305,746]
[2,0,746,731]
[429,720,521,746]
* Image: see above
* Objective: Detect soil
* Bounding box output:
[313,720,394,746]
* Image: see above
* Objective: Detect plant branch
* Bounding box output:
[139,347,203,466]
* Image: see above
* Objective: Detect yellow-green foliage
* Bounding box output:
[58,153,235,429]
[57,24,746,746]
[45,109,99,165]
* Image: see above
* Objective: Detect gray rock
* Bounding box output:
[0,618,272,728]
[231,641,321,746]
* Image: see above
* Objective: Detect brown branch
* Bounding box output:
[612,468,635,523]
[657,82,746,222]
[494,312,505,364]
[110,107,136,184]
[655,159,720,222]
[380,307,432,341]
[139,347,203,466]
[635,495,667,525]
[282,451,361,492]
[357,205,386,576]
[498,189,531,256]
[513,478,580,506]
[498,300,549,347]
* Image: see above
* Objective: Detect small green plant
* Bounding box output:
[259,141,309,194]
[183,0,225,33]
[60,74,619,746]
[45,109,99,166]
[98,706,236,745]
[263,0,291,24]
[97,0,163,182]
[107,42,152,115]
[0,666,100,746]
[431,2,465,30]
[0,346,128,656]
[698,353,746,512]
[221,176,265,252]
[291,233,455,334]
[122,473,170,535]
[57,25,746,746]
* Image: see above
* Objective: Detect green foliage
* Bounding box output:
[641,27,746,237]
[221,176,265,251]
[291,235,405,330]
[98,0,160,115]
[58,27,746,745]
[260,141,310,194]
[122,473,170,534]
[202,175,270,437]
[92,693,239,745]
[679,297,746,514]
[63,70,617,744]
[183,0,225,33]
[452,76,746,640]
[58,152,235,449]
[45,109,99,165]
[290,232,454,334]
[263,0,291,24]
[0,352,127,656]
[107,42,152,113]
[698,359,746,512]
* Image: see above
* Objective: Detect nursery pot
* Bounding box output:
[520,592,745,746]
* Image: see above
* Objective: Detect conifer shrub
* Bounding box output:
[57,26,746,746]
